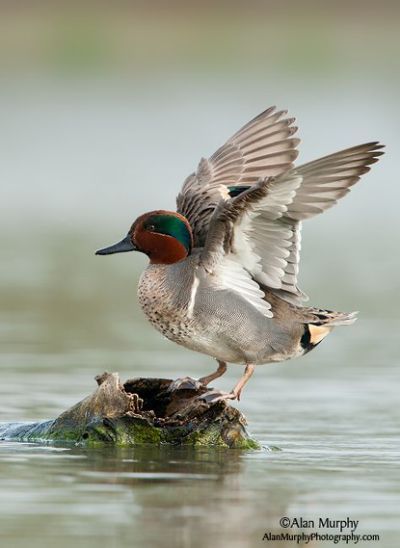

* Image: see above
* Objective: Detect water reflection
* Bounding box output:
[0,443,299,547]
[2,434,398,547]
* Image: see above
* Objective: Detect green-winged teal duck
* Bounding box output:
[96,106,384,401]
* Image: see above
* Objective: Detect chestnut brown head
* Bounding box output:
[96,210,193,265]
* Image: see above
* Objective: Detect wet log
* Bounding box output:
[0,372,261,449]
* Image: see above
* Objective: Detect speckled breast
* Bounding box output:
[137,261,195,344]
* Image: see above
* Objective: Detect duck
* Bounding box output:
[96,106,384,401]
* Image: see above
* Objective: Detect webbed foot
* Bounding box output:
[197,389,238,404]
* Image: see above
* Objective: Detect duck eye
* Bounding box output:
[148,224,156,231]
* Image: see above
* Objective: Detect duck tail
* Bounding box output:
[308,309,358,327]
[299,308,357,351]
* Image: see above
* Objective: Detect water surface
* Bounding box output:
[1,79,399,547]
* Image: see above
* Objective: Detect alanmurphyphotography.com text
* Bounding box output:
[262,516,380,544]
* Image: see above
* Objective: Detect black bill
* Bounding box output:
[95,235,136,255]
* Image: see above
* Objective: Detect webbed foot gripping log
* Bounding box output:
[0,373,260,449]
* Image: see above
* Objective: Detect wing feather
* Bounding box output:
[199,141,383,311]
[176,107,299,246]
[178,109,383,311]
[284,142,384,222]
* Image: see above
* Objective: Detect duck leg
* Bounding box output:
[225,363,255,401]
[201,364,255,402]
[198,360,227,386]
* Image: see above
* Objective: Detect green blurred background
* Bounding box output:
[1,1,398,362]
[0,3,399,547]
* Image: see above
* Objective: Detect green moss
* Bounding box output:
[48,429,81,443]
[184,426,229,448]
[0,416,261,450]
[120,422,162,446]
[9,419,210,447]
[232,437,262,450]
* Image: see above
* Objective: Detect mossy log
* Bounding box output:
[0,372,260,449]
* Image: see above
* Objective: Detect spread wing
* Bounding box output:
[275,141,384,300]
[176,106,299,247]
[199,141,384,310]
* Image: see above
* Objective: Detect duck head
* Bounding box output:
[96,210,193,265]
